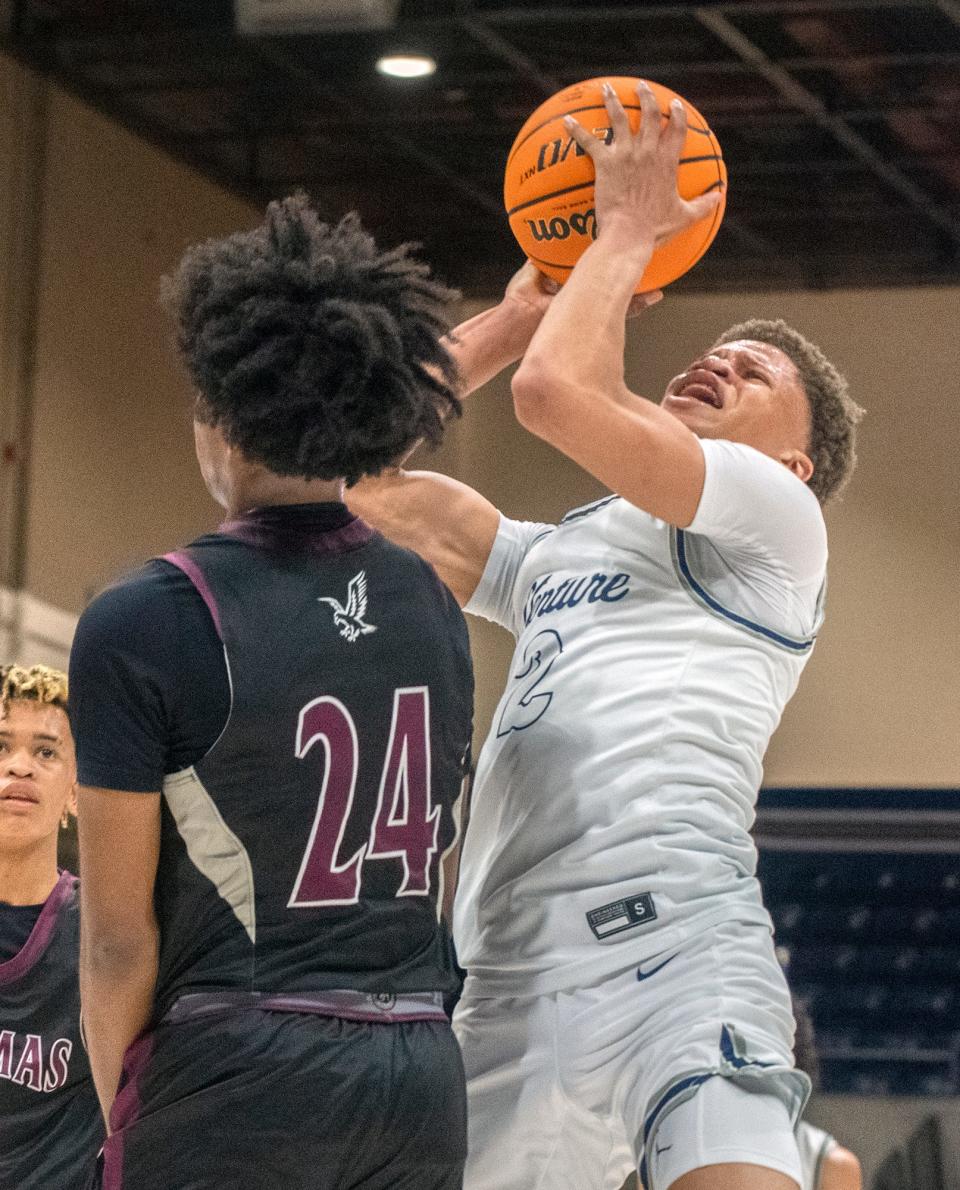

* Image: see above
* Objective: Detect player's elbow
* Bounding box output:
[82,917,158,982]
[511,366,546,430]
[511,363,572,436]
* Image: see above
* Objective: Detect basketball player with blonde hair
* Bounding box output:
[0,665,103,1189]
[350,81,862,1190]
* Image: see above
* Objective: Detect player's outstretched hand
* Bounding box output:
[563,81,722,249]
[503,260,560,319]
[505,259,662,321]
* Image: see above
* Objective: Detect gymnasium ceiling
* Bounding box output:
[4,0,960,296]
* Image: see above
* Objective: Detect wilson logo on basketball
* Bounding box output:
[504,76,726,291]
[526,210,597,244]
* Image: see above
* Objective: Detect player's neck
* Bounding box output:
[0,844,59,905]
[226,472,346,517]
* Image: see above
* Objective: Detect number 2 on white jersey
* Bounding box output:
[288,686,439,908]
[496,629,564,738]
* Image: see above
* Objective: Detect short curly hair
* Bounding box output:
[713,319,863,504]
[0,664,68,712]
[161,194,461,486]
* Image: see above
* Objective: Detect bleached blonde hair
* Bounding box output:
[0,664,69,712]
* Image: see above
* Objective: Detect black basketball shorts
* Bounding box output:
[97,1009,466,1190]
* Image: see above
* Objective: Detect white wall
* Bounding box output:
[0,583,73,672]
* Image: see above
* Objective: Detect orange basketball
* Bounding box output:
[503,77,726,291]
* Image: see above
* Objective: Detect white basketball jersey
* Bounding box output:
[456,439,827,995]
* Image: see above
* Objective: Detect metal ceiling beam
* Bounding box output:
[729,155,960,175]
[480,0,939,26]
[459,14,562,96]
[717,0,938,10]
[695,7,960,248]
[29,0,946,56]
[24,28,240,62]
[103,49,960,96]
[843,103,960,120]
[251,42,504,219]
[787,50,960,70]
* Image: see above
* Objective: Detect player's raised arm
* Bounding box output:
[347,263,555,606]
[511,81,724,527]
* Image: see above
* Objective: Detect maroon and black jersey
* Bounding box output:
[0,872,104,1190]
[86,510,472,1021]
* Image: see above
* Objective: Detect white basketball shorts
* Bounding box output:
[453,919,809,1189]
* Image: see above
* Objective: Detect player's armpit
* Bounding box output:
[819,1147,862,1190]
[77,787,161,1126]
[346,469,501,607]
[512,370,706,528]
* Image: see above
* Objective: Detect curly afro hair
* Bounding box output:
[161,194,462,485]
[712,319,864,504]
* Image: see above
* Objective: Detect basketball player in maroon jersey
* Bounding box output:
[71,199,474,1189]
[0,664,103,1189]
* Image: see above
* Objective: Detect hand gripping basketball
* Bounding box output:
[502,259,662,322]
[503,76,726,291]
[563,81,723,254]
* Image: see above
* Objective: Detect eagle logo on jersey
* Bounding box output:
[318,571,377,643]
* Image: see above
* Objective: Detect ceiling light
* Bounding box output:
[376,55,436,79]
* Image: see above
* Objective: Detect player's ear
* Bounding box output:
[63,783,78,825]
[781,448,813,486]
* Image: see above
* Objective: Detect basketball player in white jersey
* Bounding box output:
[350,82,862,1189]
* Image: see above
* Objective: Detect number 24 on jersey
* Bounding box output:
[288,686,440,908]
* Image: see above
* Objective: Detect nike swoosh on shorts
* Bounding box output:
[636,955,677,982]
